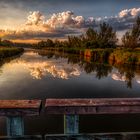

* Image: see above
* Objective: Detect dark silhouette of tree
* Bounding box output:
[37,39,54,48]
[86,28,98,41]
[83,23,117,48]
[68,36,82,48]
[122,17,140,49]
[98,23,117,48]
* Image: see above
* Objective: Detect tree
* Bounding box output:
[84,23,117,48]
[86,28,98,41]
[68,36,82,48]
[98,22,117,48]
[46,39,54,47]
[122,17,140,49]
[37,39,54,48]
[37,41,46,48]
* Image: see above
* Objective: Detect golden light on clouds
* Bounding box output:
[11,39,40,44]
[0,7,140,41]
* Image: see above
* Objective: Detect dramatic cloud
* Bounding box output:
[2,8,140,41]
[25,10,92,30]
[26,11,45,26]
[119,8,140,18]
[44,11,85,29]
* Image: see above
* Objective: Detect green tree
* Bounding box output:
[68,36,82,48]
[98,22,117,48]
[37,39,54,48]
[84,23,117,48]
[122,17,140,49]
[86,28,98,41]
[46,39,54,47]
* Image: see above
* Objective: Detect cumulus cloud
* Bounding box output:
[119,8,140,18]
[24,10,90,30]
[2,11,88,40]
[26,11,45,26]
[44,11,85,29]
[105,8,140,30]
[18,7,140,32]
[2,8,140,40]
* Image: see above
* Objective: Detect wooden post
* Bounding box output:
[64,114,79,134]
[7,116,24,136]
[0,100,41,137]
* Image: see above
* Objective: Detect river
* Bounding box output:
[0,49,140,135]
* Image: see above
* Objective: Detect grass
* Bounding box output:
[0,47,24,61]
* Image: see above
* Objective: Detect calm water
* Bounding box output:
[0,49,140,135]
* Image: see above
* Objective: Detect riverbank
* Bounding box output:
[109,49,140,65]
[39,47,140,66]
[0,47,24,61]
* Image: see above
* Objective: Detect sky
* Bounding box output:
[0,0,140,43]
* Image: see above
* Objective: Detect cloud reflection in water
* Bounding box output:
[15,52,81,79]
[112,72,140,85]
[112,72,126,82]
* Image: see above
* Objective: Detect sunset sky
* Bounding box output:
[0,0,140,43]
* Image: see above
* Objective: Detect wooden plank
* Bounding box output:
[45,106,96,114]
[45,98,140,106]
[45,98,140,114]
[0,100,41,116]
[0,100,41,108]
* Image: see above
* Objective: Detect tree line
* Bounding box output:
[36,17,140,50]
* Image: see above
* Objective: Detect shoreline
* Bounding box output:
[0,47,24,61]
[36,47,140,66]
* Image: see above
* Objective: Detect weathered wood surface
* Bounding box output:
[0,100,41,108]
[46,98,140,106]
[0,100,41,116]
[45,98,140,114]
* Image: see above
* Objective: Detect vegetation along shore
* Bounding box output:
[0,17,140,65]
[0,39,24,61]
[33,17,140,65]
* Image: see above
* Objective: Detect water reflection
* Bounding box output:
[137,77,140,84]
[0,50,140,89]
[112,72,126,82]
[38,50,140,88]
[0,50,140,135]
[113,65,138,88]
[10,52,81,80]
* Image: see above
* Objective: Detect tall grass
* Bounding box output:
[0,47,24,60]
